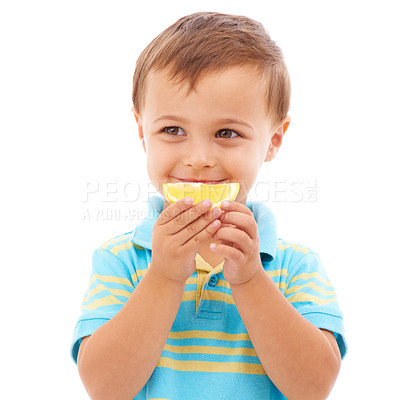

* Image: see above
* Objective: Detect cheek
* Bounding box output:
[146,150,161,180]
[230,145,264,171]
[146,147,172,178]
[237,149,265,187]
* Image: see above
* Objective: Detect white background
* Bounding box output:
[1,0,399,398]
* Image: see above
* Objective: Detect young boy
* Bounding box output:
[71,12,347,400]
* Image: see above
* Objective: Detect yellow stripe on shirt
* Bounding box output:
[90,273,133,288]
[266,268,288,278]
[82,295,124,310]
[182,290,235,305]
[285,282,336,297]
[288,272,333,287]
[278,242,310,254]
[83,284,132,302]
[287,292,337,305]
[110,241,133,256]
[163,344,257,357]
[156,357,266,375]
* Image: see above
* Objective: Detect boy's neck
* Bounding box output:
[197,238,225,269]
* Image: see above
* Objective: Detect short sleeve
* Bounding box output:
[285,252,347,359]
[70,248,135,364]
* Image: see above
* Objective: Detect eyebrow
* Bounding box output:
[153,115,253,130]
[217,118,253,130]
[153,115,190,124]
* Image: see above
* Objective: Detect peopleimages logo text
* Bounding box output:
[81,179,318,221]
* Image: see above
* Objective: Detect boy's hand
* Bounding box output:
[151,198,222,283]
[210,201,263,286]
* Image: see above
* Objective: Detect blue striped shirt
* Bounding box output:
[71,196,347,399]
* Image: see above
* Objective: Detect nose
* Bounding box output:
[183,138,216,168]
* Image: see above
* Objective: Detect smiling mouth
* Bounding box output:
[173,177,227,185]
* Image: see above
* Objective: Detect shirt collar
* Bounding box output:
[131,196,278,262]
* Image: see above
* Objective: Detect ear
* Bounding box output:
[132,106,147,153]
[264,116,291,162]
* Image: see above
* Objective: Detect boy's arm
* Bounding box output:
[230,269,341,400]
[78,268,185,400]
[77,198,222,400]
[211,201,341,400]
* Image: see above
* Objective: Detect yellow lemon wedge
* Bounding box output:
[163,182,240,207]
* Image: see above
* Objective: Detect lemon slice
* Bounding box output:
[163,182,240,207]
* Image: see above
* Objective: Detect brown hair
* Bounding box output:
[132,12,290,129]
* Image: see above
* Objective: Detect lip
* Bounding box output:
[172,177,227,185]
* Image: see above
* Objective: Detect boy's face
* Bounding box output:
[135,66,290,208]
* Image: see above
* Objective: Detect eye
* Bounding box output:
[162,126,185,136]
[216,129,240,138]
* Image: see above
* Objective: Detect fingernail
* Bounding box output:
[212,220,220,227]
[212,207,220,217]
[221,201,230,208]
[184,197,193,204]
[202,199,212,208]
[210,243,217,250]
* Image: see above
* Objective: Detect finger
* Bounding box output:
[220,200,253,216]
[213,222,235,246]
[158,197,194,225]
[219,211,258,240]
[175,205,222,241]
[212,226,252,253]
[210,241,243,263]
[167,199,215,235]
[181,218,222,251]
